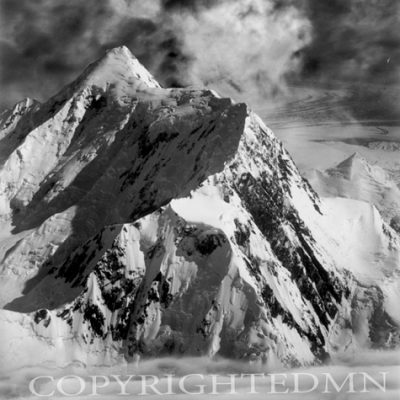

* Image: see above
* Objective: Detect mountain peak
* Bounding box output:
[83,46,161,90]
[341,151,364,164]
[99,45,141,67]
[332,152,369,179]
[51,46,161,103]
[104,45,132,58]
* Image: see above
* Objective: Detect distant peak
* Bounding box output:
[348,152,363,160]
[330,152,386,181]
[336,152,366,168]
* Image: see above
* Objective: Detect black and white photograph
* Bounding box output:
[0,0,399,398]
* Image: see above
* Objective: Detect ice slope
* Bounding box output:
[0,47,398,372]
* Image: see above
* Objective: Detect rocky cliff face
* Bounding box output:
[0,47,398,371]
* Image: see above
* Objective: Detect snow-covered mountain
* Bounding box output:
[307,153,400,229]
[0,47,399,372]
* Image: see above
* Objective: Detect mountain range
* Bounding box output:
[0,47,399,372]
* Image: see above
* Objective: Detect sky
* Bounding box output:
[0,0,399,119]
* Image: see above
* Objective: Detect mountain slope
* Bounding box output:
[0,47,398,372]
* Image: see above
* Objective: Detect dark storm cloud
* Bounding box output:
[0,0,113,108]
[271,0,400,119]
[299,0,400,84]
[310,0,399,119]
[162,0,216,11]
[270,0,400,83]
[0,0,398,119]
[0,0,310,110]
[0,0,201,109]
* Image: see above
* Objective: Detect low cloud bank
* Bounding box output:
[1,349,399,399]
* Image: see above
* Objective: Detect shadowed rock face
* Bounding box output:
[0,47,399,371]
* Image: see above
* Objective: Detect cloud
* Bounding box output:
[298,0,400,83]
[0,0,398,119]
[167,0,311,107]
[290,0,400,119]
[1,350,399,399]
[0,0,309,111]
[0,0,114,108]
